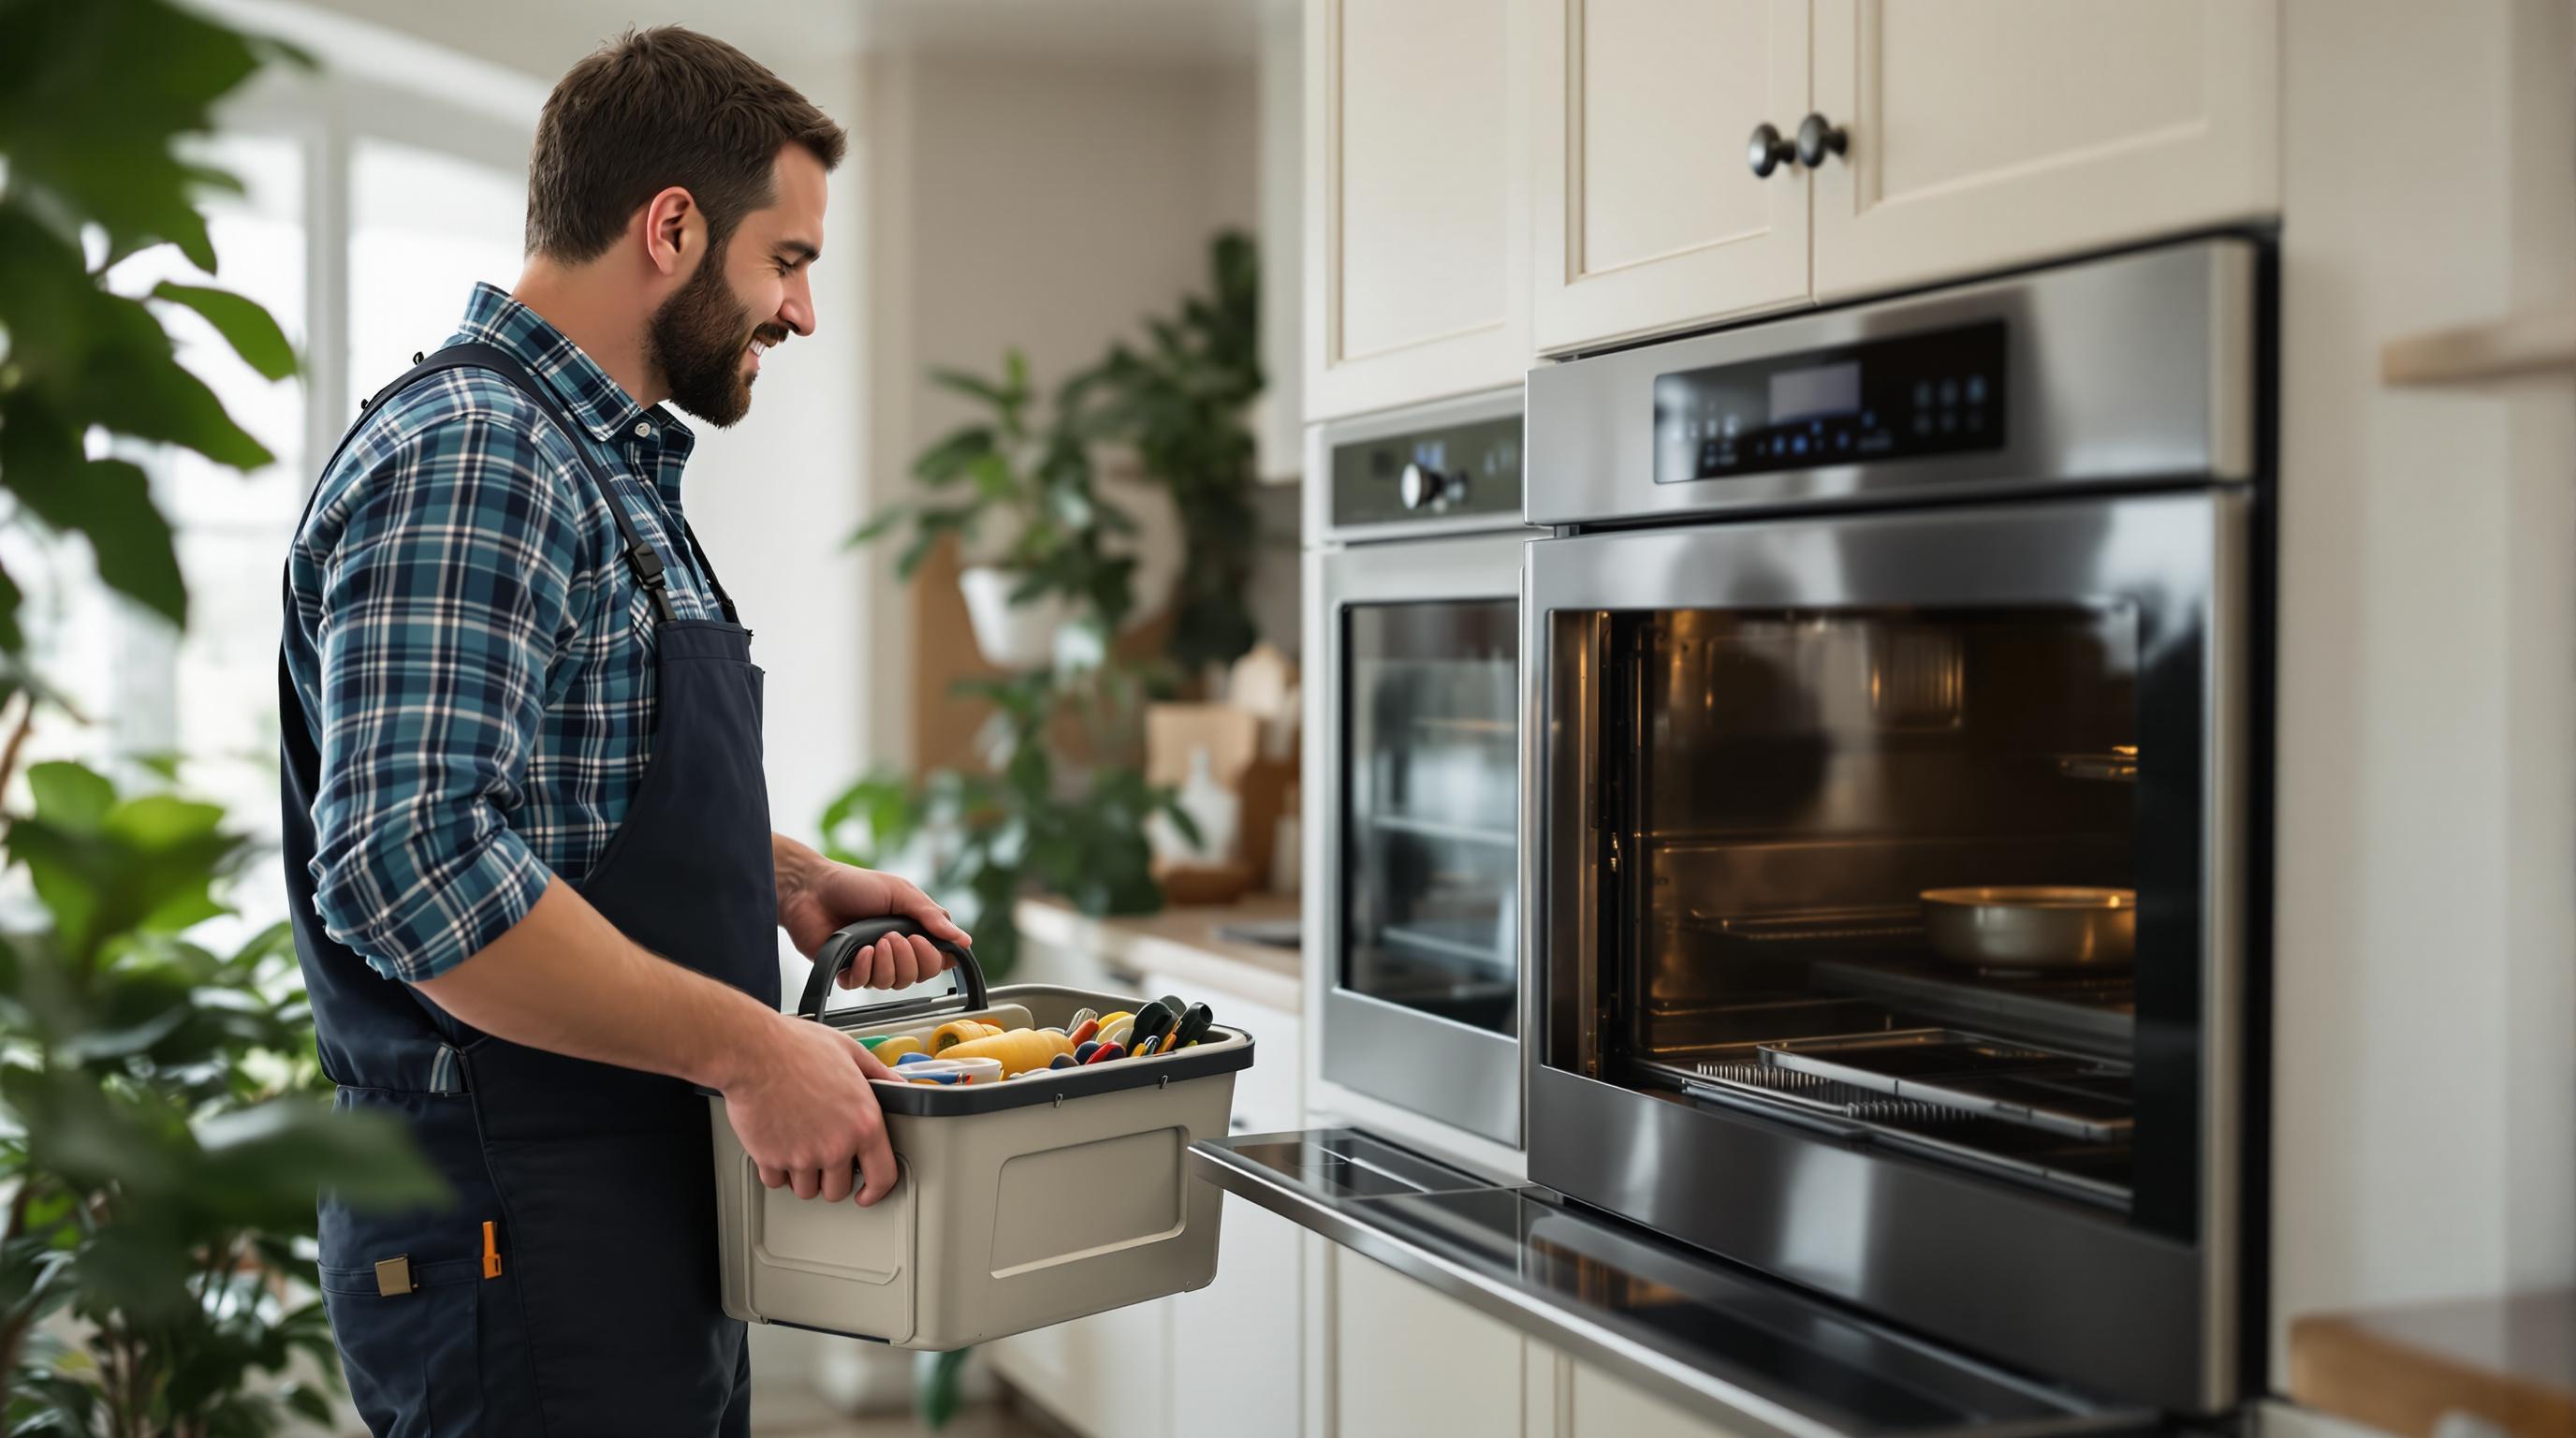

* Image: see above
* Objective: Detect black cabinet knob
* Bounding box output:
[1746,122,1793,179]
[1795,112,1849,169]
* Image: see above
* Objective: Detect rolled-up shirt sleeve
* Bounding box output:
[306,411,581,983]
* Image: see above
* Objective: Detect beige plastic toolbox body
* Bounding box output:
[707,919,1252,1350]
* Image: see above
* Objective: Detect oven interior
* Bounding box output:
[1341,597,1521,1035]
[1586,603,2148,1213]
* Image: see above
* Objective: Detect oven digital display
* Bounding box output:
[1653,322,2008,484]
[1768,360,1862,424]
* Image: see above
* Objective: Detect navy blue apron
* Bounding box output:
[280,344,780,1436]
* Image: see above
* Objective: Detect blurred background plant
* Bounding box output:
[0,1,443,1431]
[856,347,1145,653]
[828,233,1261,989]
[1066,230,1263,677]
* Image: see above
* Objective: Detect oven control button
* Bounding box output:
[1398,462,1464,512]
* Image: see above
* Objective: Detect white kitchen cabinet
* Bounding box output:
[1808,0,2279,300]
[1557,1357,1742,1438]
[1532,0,1811,352]
[1170,1203,1303,1438]
[1164,979,1303,1435]
[1526,0,2280,353]
[1304,0,1533,420]
[1326,1246,1530,1437]
[1257,0,1307,480]
[1308,1261,1742,1438]
[992,1297,1171,1438]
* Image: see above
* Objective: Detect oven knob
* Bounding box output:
[1398,462,1463,512]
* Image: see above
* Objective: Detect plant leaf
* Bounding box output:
[27,762,115,833]
[927,366,1013,411]
[845,504,911,549]
[150,281,297,380]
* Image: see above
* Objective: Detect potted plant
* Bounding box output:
[0,2,446,1429]
[1067,230,1266,675]
[858,350,1147,671]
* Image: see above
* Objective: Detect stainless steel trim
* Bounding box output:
[1516,541,1543,1130]
[1522,490,2221,624]
[2206,246,2258,483]
[1521,491,2243,1411]
[1190,1133,2144,1438]
[1524,239,2258,526]
[2199,490,2251,1408]
[1322,988,1518,1144]
[1308,386,1530,546]
[1314,527,1530,1148]
[1526,1062,2205,1407]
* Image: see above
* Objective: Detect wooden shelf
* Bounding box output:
[2382,302,2576,387]
[2290,1290,2576,1438]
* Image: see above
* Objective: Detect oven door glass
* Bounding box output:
[1342,599,1519,1037]
[1532,492,2242,1253]
[1614,603,2141,1205]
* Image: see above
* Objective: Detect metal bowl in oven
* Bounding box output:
[1920,887,2136,971]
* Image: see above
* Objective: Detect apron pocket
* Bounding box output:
[319,1258,484,1437]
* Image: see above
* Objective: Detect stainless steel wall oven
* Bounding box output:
[1195,241,2270,1436]
[1307,389,1532,1149]
[1521,240,2269,1414]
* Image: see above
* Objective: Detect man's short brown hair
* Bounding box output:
[526,26,846,264]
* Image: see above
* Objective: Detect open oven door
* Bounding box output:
[1189,1128,2159,1438]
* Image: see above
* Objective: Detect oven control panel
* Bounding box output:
[1331,414,1523,528]
[1653,321,2007,485]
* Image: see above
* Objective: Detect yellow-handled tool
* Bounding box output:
[937,1027,1076,1077]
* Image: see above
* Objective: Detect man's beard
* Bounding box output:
[647,249,760,428]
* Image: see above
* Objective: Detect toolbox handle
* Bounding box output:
[797,917,987,1023]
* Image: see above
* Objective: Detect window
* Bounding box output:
[10,73,537,948]
[349,137,527,396]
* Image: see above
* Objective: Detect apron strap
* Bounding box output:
[277,342,691,1064]
[679,521,741,627]
[285,343,682,624]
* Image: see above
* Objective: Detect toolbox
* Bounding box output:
[708,917,1253,1350]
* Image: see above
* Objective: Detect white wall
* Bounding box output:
[2271,0,2574,1386]
[857,49,1261,769]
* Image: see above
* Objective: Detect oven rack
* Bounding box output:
[1640,1049,2132,1211]
[1668,1056,1957,1128]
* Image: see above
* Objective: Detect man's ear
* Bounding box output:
[642,185,699,277]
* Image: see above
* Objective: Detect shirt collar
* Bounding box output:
[453,283,696,460]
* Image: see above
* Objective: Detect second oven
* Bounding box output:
[1307,389,1532,1150]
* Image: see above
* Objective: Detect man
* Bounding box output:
[279,28,959,1434]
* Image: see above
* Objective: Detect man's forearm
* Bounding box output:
[415,877,778,1092]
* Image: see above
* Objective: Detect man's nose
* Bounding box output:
[780,274,815,338]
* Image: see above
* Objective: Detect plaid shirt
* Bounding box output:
[285,284,729,983]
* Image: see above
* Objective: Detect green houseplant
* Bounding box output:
[831,235,1266,985]
[857,349,1143,672]
[0,760,441,1436]
[1066,230,1265,675]
[0,1,445,1431]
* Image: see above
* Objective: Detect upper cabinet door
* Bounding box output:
[1534,0,1812,354]
[1809,0,2280,300]
[1306,0,1533,420]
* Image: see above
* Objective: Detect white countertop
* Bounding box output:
[1015,892,1302,1014]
